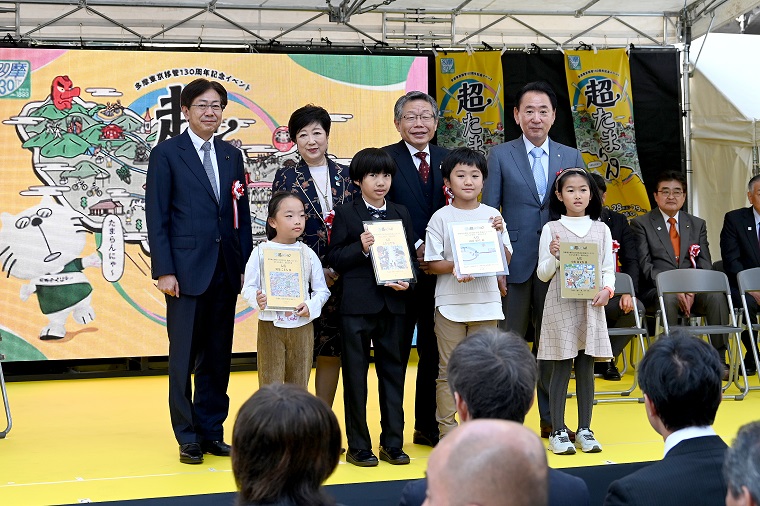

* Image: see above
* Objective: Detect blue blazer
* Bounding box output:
[482,136,585,284]
[146,130,253,296]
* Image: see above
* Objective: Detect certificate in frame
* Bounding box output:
[260,243,308,310]
[559,242,600,299]
[449,221,509,278]
[364,220,416,285]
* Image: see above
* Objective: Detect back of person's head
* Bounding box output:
[549,167,603,220]
[448,327,537,423]
[232,384,341,506]
[638,331,723,432]
[349,147,397,182]
[724,421,760,506]
[426,420,548,506]
[590,172,607,193]
[440,147,488,180]
[515,81,558,111]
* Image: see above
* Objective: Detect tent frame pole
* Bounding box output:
[681,11,693,213]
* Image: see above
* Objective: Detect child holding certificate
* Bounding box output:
[242,192,330,388]
[536,168,614,456]
[326,148,417,468]
[423,147,513,439]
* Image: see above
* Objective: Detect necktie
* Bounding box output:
[668,217,680,263]
[367,206,387,220]
[415,152,430,184]
[530,147,547,197]
[201,141,220,201]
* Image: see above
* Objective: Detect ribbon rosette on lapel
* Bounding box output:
[324,209,336,243]
[611,239,621,272]
[231,180,245,229]
[689,244,701,268]
[443,185,454,206]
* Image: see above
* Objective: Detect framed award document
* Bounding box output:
[260,243,308,310]
[559,242,600,299]
[363,220,416,285]
[449,221,509,278]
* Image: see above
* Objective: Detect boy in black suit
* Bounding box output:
[327,148,417,467]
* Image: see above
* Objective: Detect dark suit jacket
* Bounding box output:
[720,206,760,290]
[382,140,449,243]
[399,467,590,506]
[602,208,640,292]
[630,209,712,298]
[326,199,416,315]
[603,435,728,506]
[482,136,585,284]
[146,130,253,296]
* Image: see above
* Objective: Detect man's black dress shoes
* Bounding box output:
[379,446,410,465]
[179,443,204,464]
[412,430,439,447]
[201,440,231,456]
[346,448,378,467]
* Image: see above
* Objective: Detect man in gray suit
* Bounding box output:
[630,170,729,367]
[482,81,585,438]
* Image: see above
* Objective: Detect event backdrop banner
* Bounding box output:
[564,48,650,218]
[435,51,504,155]
[0,48,427,361]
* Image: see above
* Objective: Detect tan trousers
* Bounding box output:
[257,320,313,388]
[434,309,497,437]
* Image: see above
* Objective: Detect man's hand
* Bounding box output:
[749,291,760,306]
[416,243,430,274]
[386,280,410,291]
[361,230,375,254]
[677,292,695,316]
[323,267,339,288]
[158,274,180,298]
[592,288,611,307]
[497,275,508,297]
[619,293,634,314]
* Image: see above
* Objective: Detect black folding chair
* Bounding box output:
[0,334,12,438]
[735,268,760,392]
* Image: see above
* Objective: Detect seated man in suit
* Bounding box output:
[631,170,729,373]
[399,327,590,506]
[604,331,728,506]
[724,420,760,506]
[720,174,760,374]
[423,419,548,506]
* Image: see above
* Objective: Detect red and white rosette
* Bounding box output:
[231,180,245,229]
[689,243,701,268]
[611,239,621,272]
[325,209,336,243]
[443,185,454,206]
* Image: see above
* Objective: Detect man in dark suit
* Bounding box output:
[383,91,449,447]
[399,328,590,506]
[146,78,253,464]
[720,174,760,374]
[723,420,760,506]
[630,170,729,364]
[482,81,585,438]
[603,331,728,505]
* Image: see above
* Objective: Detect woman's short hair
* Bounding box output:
[232,384,341,506]
[288,104,332,138]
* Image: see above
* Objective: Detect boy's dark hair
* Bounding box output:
[288,104,332,139]
[515,81,558,111]
[265,191,303,240]
[549,167,602,220]
[654,170,687,194]
[180,78,228,109]
[441,147,488,181]
[638,331,723,432]
[589,172,607,193]
[349,147,396,182]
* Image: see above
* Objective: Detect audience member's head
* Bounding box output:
[232,383,342,506]
[638,331,723,437]
[724,421,760,506]
[448,327,537,423]
[423,420,548,506]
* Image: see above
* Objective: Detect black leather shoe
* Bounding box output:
[412,430,439,447]
[346,448,378,467]
[179,443,204,464]
[603,361,622,381]
[744,359,757,375]
[379,446,410,465]
[201,440,231,456]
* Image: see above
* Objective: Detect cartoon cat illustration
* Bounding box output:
[0,197,101,340]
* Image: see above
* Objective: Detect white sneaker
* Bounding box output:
[548,429,576,455]
[575,428,602,453]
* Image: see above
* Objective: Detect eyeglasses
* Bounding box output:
[401,113,436,123]
[190,103,224,112]
[657,189,684,197]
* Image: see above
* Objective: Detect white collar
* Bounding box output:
[752,206,760,227]
[363,197,386,211]
[659,208,680,224]
[522,135,550,156]
[663,426,716,457]
[404,141,430,159]
[186,127,214,153]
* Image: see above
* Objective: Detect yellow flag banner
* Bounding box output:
[435,52,505,156]
[564,48,650,218]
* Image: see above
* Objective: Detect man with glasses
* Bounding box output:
[630,171,729,372]
[382,91,449,448]
[146,78,253,464]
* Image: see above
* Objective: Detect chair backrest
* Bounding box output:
[614,272,635,297]
[655,269,731,296]
[737,267,760,294]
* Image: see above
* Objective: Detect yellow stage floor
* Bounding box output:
[0,362,758,505]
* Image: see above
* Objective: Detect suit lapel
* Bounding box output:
[392,141,427,210]
[547,139,564,204]
[214,138,234,208]
[178,131,218,204]
[295,162,325,216]
[650,211,677,265]
[679,212,694,266]
[354,198,373,223]
[510,138,540,204]
[742,207,760,265]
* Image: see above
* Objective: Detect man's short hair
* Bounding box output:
[748,174,760,192]
[515,81,558,110]
[180,78,228,109]
[440,147,488,181]
[637,331,723,432]
[724,420,760,504]
[448,327,537,423]
[654,170,687,193]
[393,91,439,122]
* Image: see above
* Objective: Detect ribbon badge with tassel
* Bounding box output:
[231,180,245,229]
[689,244,701,268]
[611,239,621,272]
[324,209,336,243]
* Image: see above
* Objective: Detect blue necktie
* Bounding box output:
[201,141,220,201]
[530,147,547,197]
